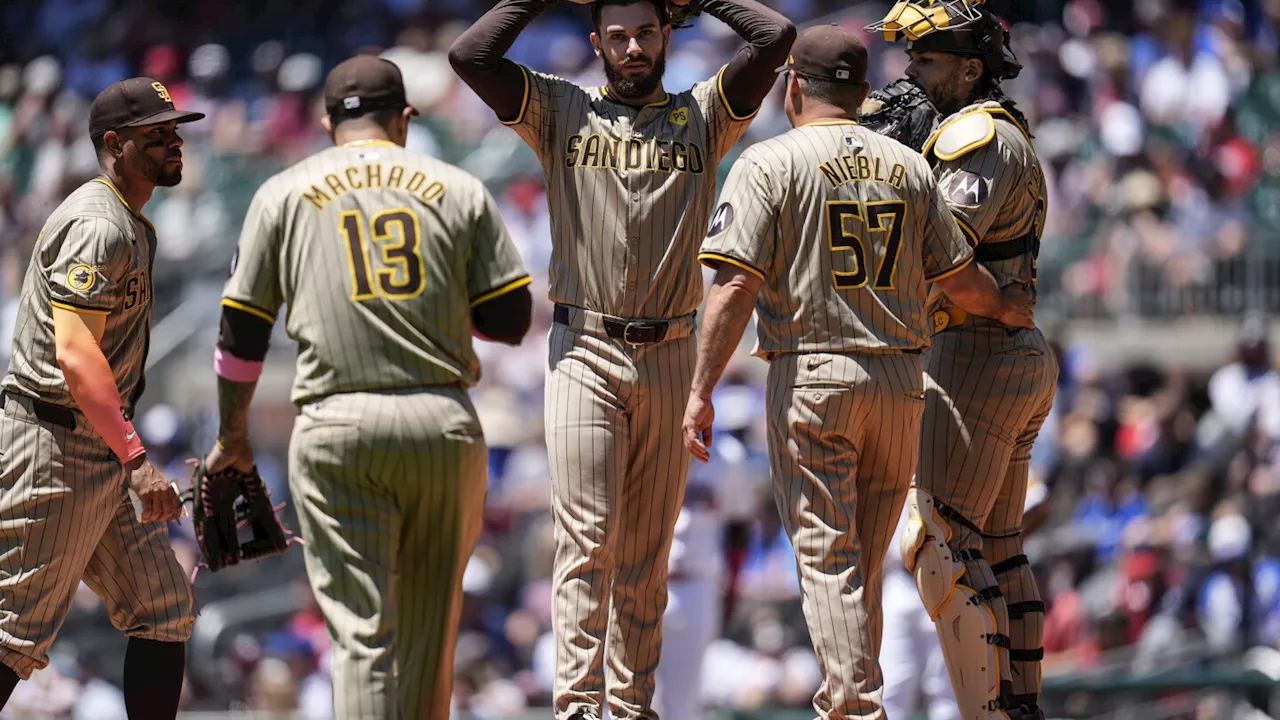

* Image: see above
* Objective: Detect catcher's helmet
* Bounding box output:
[866,0,1022,81]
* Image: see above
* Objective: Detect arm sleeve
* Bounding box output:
[447,0,558,122]
[934,140,1017,241]
[468,185,533,307]
[699,0,795,121]
[697,153,778,280]
[921,168,975,282]
[45,217,133,315]
[222,185,285,324]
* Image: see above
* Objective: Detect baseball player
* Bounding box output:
[682,25,1034,720]
[201,55,533,719]
[866,2,1059,717]
[0,77,201,716]
[450,1,795,718]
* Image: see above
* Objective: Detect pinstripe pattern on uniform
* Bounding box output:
[696,120,969,720]
[3,180,156,410]
[288,388,487,720]
[918,104,1057,706]
[225,137,528,718]
[505,65,751,320]
[0,176,188,682]
[500,59,754,720]
[698,122,972,356]
[224,141,530,406]
[765,351,923,720]
[0,398,193,680]
[546,324,695,720]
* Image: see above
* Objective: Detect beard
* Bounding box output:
[139,151,183,187]
[603,48,667,101]
[924,73,972,116]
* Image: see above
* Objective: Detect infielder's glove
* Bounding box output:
[186,461,296,573]
[666,0,703,29]
[858,78,940,153]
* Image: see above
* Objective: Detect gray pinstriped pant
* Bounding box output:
[766,350,926,720]
[0,393,194,680]
[289,387,488,720]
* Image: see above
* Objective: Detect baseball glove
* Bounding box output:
[858,78,940,153]
[187,461,296,573]
[666,0,703,29]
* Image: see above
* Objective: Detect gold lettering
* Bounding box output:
[566,135,583,167]
[819,161,844,189]
[600,137,619,169]
[688,142,705,174]
[841,154,858,181]
[387,164,405,189]
[627,139,644,169]
[856,154,872,181]
[345,166,364,190]
[406,171,426,193]
[421,181,446,203]
[366,163,382,188]
[889,163,906,189]
[581,135,601,168]
[325,173,347,196]
[671,141,688,172]
[301,185,330,211]
[656,140,672,172]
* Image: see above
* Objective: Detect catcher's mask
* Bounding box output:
[866,0,1022,81]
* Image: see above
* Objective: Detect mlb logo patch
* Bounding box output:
[843,134,863,152]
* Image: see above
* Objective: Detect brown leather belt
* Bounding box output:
[553,303,695,346]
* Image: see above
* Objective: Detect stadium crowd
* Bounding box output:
[1,0,1280,716]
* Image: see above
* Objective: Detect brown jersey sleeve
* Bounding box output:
[934,139,1017,242]
[448,0,558,123]
[467,183,532,306]
[46,216,133,316]
[698,151,779,279]
[222,182,285,324]
[920,167,975,282]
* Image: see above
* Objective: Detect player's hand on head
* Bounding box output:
[997,281,1036,330]
[682,393,715,463]
[127,456,183,523]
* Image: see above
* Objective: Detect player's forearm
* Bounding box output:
[935,261,1005,318]
[690,271,759,399]
[215,377,257,451]
[448,0,556,117]
[214,305,272,450]
[703,0,796,116]
[56,336,145,463]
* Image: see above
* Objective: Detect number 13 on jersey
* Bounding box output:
[826,200,906,291]
[340,208,427,301]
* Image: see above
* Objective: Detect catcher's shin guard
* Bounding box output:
[901,488,1012,719]
[987,534,1046,705]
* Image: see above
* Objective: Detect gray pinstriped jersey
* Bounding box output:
[223,140,530,405]
[699,121,973,355]
[503,64,753,318]
[2,178,155,410]
[928,102,1047,312]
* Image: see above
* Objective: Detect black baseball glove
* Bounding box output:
[858,78,940,153]
[667,0,703,29]
[187,461,295,572]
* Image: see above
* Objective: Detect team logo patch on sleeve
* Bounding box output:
[67,264,98,292]
[946,171,990,205]
[708,202,734,236]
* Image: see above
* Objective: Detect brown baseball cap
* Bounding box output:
[89,76,205,138]
[776,24,869,85]
[323,55,419,120]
